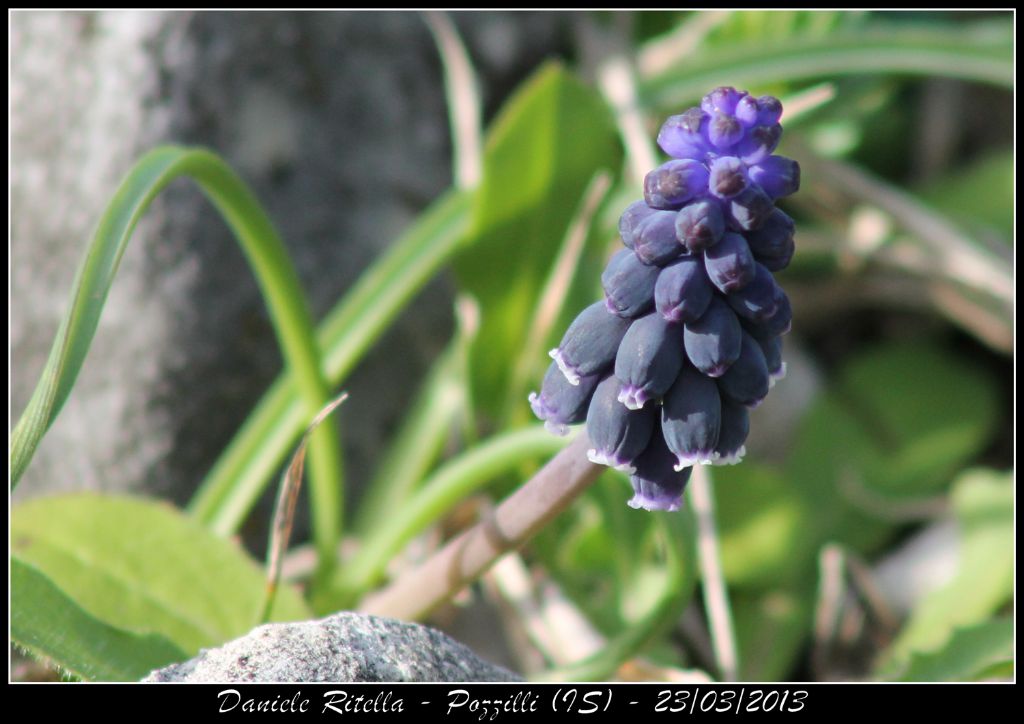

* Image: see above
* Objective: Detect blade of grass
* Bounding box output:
[338,425,571,606]
[640,22,1012,109]
[10,146,342,576]
[188,189,473,541]
[424,10,482,190]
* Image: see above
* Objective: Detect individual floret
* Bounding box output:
[585,375,657,472]
[716,330,770,408]
[602,249,660,318]
[529,362,603,435]
[628,428,693,512]
[712,400,750,465]
[644,159,709,210]
[614,312,686,410]
[674,199,725,253]
[655,255,714,324]
[549,301,632,385]
[661,363,721,468]
[683,296,742,378]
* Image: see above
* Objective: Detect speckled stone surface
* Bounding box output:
[10,10,566,523]
[143,612,520,682]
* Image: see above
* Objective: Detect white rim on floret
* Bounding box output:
[549,348,580,386]
[543,419,570,437]
[617,385,650,411]
[768,361,788,387]
[628,493,682,513]
[673,453,715,471]
[587,448,637,474]
[528,391,572,437]
[711,445,747,465]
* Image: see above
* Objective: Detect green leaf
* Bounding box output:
[12,556,188,682]
[12,493,311,656]
[732,586,814,681]
[714,463,815,588]
[783,340,1001,570]
[878,469,1012,674]
[896,618,1013,682]
[453,61,621,418]
[785,393,896,556]
[836,343,999,497]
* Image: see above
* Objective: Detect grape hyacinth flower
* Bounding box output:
[530,86,799,510]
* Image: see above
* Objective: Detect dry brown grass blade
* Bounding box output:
[258,391,349,624]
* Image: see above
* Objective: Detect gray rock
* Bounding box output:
[143,612,521,682]
[10,12,567,536]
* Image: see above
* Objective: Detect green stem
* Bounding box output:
[180,150,343,574]
[188,190,473,539]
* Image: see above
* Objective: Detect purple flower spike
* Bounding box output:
[532,86,799,510]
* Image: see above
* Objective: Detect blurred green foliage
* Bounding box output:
[12,10,1012,682]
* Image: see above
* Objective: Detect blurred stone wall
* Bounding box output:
[10,11,568,530]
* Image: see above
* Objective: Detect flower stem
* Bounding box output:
[358,433,603,621]
[690,463,740,681]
